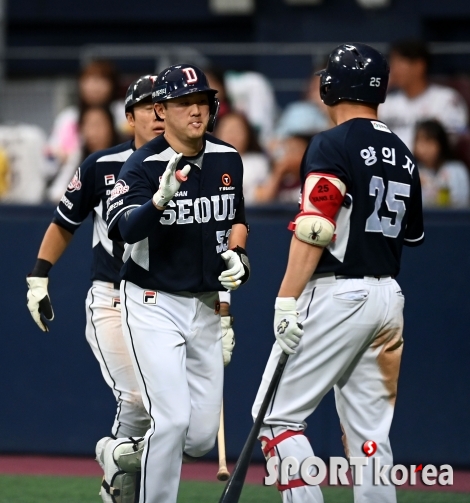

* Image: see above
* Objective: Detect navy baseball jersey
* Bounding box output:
[53,141,135,284]
[107,134,246,293]
[301,118,424,277]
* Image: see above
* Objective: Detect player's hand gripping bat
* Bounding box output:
[218,351,289,503]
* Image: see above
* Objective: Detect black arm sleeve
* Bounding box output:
[117,200,165,244]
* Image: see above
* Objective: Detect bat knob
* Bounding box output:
[175,170,188,183]
[217,470,230,481]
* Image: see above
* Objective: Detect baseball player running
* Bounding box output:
[26,76,164,502]
[252,43,424,503]
[106,64,249,503]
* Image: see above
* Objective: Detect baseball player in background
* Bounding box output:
[106,64,249,503]
[26,76,163,502]
[252,43,424,503]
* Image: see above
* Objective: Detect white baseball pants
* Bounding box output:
[85,281,150,438]
[120,280,224,503]
[253,274,405,503]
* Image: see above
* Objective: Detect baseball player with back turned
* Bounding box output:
[252,43,424,503]
[26,76,164,503]
[106,64,249,503]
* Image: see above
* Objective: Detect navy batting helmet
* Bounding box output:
[152,64,219,132]
[124,75,156,112]
[316,43,389,106]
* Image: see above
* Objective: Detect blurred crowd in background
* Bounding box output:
[1,38,469,209]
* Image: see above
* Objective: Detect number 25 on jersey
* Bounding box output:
[365,176,410,238]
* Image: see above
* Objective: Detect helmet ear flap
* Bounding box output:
[154,104,164,122]
[207,97,220,133]
[320,83,332,105]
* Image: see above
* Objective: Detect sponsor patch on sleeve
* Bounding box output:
[371,121,391,133]
[60,194,73,210]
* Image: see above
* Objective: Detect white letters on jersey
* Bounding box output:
[360,147,377,166]
[365,176,410,238]
[159,194,235,226]
[402,156,415,175]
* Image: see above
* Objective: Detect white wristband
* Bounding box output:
[219,291,231,305]
[275,297,297,311]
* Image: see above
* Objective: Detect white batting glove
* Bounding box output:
[274,297,304,355]
[221,315,235,366]
[26,277,54,332]
[153,152,191,208]
[218,250,245,290]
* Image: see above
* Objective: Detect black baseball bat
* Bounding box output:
[218,351,289,503]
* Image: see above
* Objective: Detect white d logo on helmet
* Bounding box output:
[182,67,198,85]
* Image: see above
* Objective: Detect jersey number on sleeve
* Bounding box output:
[365,176,410,238]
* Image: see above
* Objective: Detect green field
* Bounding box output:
[0,475,467,503]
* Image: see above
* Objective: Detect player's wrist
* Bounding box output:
[275,297,297,312]
[30,258,53,278]
[220,314,234,327]
[152,191,168,210]
[219,302,231,317]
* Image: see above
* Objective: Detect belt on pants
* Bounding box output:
[312,272,394,282]
[335,274,394,280]
[93,280,121,291]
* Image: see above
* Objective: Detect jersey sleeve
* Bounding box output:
[106,158,154,241]
[52,154,98,234]
[404,168,425,247]
[301,133,352,188]
[232,154,248,227]
[233,194,247,226]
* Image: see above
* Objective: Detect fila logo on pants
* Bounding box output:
[143,291,157,304]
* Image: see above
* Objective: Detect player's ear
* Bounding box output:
[125,111,135,128]
[154,103,165,122]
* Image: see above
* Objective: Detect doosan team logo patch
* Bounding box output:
[105,174,115,185]
[143,291,157,304]
[67,168,82,192]
[109,179,129,201]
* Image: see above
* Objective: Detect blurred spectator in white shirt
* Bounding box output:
[48,105,120,203]
[224,70,277,147]
[214,111,270,206]
[47,60,125,177]
[0,125,47,204]
[255,134,310,205]
[414,119,469,208]
[379,39,468,149]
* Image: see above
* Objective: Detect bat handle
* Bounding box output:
[217,351,289,502]
[217,401,231,481]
